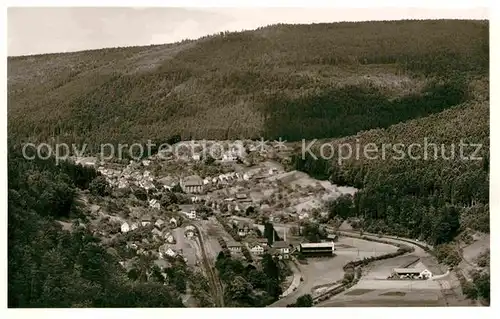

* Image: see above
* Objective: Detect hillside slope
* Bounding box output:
[8,20,488,147]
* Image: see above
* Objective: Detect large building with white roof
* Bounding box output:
[298,242,335,257]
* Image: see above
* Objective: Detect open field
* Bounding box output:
[318,299,444,307]
[316,232,470,307]
[269,236,398,307]
[344,289,375,296]
[319,278,446,307]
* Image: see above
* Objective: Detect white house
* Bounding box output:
[130,223,139,231]
[141,215,152,227]
[298,212,310,220]
[149,199,161,209]
[392,267,432,280]
[164,232,176,244]
[249,244,265,255]
[222,152,237,162]
[151,228,163,239]
[179,205,197,219]
[159,244,177,259]
[121,222,130,233]
[392,259,443,280]
[227,241,243,253]
[118,179,129,189]
[127,243,138,250]
[155,219,165,229]
[192,154,201,161]
[273,241,291,259]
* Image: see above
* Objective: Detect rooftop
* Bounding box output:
[393,268,422,274]
[179,204,196,212]
[183,175,203,186]
[272,241,290,249]
[227,241,243,247]
[300,242,334,248]
[417,257,446,276]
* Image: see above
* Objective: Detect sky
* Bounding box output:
[7,7,489,56]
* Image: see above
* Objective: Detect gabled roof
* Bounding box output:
[300,242,334,248]
[183,175,203,186]
[416,257,445,275]
[227,241,243,247]
[179,204,196,212]
[238,222,250,229]
[393,268,422,274]
[272,241,290,249]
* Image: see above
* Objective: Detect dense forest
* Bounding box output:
[8,148,185,307]
[8,20,488,148]
[215,250,287,306]
[294,91,489,245]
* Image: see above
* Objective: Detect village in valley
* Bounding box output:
[66,139,484,307]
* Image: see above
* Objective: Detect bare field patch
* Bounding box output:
[345,289,375,296]
[319,298,443,307]
[380,291,406,297]
[335,244,355,249]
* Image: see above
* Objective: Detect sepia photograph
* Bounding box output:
[5,1,491,312]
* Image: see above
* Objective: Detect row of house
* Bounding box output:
[121,216,179,233]
[226,239,336,260]
[180,172,252,194]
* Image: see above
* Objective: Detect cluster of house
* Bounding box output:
[97,161,156,190]
[226,221,336,260]
[120,213,199,262]
[121,215,179,238]
[179,172,252,194]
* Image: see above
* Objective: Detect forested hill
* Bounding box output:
[8,19,488,148]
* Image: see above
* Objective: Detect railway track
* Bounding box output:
[193,225,225,307]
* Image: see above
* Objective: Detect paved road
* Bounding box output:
[279,259,302,298]
[329,229,432,257]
